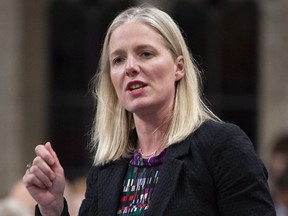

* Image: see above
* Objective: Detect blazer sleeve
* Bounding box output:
[35,198,69,216]
[34,167,99,216]
[211,123,276,216]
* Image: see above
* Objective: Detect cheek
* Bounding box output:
[154,61,176,80]
[110,73,122,95]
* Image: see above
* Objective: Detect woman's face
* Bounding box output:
[108,22,184,116]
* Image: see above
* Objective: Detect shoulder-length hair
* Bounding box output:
[91,6,220,165]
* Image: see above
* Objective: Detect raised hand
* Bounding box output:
[23,142,65,215]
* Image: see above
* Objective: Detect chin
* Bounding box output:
[125,104,149,114]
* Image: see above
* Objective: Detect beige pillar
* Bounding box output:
[0,0,23,197]
[0,0,50,196]
[258,0,288,165]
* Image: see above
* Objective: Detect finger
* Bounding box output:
[33,156,56,181]
[28,164,53,188]
[44,142,64,177]
[23,169,48,189]
[45,142,61,167]
[35,144,55,166]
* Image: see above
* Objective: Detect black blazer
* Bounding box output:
[37,121,276,215]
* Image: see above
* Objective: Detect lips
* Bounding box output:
[126,80,147,91]
[130,83,144,90]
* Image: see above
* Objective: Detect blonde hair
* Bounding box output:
[91,6,220,165]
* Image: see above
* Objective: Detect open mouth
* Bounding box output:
[126,81,148,93]
[130,83,145,91]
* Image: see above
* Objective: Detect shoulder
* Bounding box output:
[194,120,266,179]
[169,120,252,158]
[194,120,248,140]
[191,120,253,150]
[183,120,259,172]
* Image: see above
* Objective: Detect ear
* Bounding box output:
[175,55,185,81]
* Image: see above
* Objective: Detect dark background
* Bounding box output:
[48,0,259,180]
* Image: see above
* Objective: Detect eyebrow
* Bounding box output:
[109,44,156,57]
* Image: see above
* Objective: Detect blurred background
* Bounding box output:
[0,0,288,215]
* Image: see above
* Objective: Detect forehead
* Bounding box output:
[111,21,161,37]
[108,22,165,51]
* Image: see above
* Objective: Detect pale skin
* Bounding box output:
[22,142,65,215]
[22,21,184,215]
[109,21,185,154]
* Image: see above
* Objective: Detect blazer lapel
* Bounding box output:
[146,137,191,215]
[97,158,128,215]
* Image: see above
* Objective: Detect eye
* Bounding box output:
[112,57,125,65]
[141,51,153,58]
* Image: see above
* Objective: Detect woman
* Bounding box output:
[23,6,276,215]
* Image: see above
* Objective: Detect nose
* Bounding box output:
[125,56,139,77]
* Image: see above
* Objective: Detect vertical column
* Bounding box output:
[0,0,51,196]
[0,0,24,197]
[20,0,51,167]
[258,0,288,164]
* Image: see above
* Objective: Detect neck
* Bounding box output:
[133,111,172,156]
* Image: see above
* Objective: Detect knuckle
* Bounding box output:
[34,144,43,153]
[33,156,42,164]
[29,165,36,173]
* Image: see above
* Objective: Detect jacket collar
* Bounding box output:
[146,134,192,215]
[97,158,129,215]
[97,131,194,215]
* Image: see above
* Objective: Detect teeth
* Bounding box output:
[130,84,143,90]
